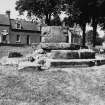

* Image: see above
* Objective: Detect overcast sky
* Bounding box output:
[0,0,21,18]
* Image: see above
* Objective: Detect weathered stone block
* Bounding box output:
[41,26,67,43]
[40,43,80,51]
[50,59,95,68]
[51,49,95,59]
[51,50,79,59]
[79,49,95,59]
[80,52,95,59]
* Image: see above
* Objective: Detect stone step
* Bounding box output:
[49,59,105,68]
[39,43,80,51]
[51,49,95,59]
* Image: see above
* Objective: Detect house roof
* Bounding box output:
[0,14,10,25]
[11,19,41,32]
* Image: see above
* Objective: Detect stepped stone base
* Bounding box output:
[49,59,105,68]
[39,43,80,51]
[51,50,95,59]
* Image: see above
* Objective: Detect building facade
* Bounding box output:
[0,13,41,45]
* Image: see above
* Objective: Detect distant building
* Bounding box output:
[10,19,41,44]
[0,13,41,45]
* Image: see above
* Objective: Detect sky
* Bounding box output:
[0,0,17,18]
[0,0,24,19]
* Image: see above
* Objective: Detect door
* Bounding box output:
[2,35,7,43]
[27,35,30,45]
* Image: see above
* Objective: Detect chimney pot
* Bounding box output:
[6,10,11,17]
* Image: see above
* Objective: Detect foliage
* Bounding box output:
[68,0,105,47]
[15,0,67,25]
[86,30,104,45]
[50,15,62,26]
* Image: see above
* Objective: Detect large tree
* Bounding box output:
[86,30,104,45]
[64,0,105,47]
[62,0,90,46]
[50,15,62,26]
[15,0,67,25]
[73,0,105,47]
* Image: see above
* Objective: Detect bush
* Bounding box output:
[8,52,23,58]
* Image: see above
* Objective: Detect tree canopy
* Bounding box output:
[86,30,104,45]
[69,0,105,47]
[15,0,67,25]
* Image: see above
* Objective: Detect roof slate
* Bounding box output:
[11,19,40,32]
[0,14,10,25]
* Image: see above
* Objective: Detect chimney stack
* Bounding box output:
[6,10,11,19]
[6,10,12,29]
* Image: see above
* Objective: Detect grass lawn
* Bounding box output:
[0,65,105,105]
[0,46,34,58]
[0,45,105,105]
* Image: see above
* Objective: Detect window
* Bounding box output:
[27,35,30,45]
[16,35,20,42]
[16,23,21,29]
[3,35,7,41]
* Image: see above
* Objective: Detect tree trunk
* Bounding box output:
[82,23,86,46]
[45,13,51,25]
[45,14,49,25]
[92,17,97,47]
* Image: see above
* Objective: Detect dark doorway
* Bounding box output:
[2,35,7,43]
[27,35,30,45]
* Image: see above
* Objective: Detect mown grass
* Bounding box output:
[0,65,105,105]
[0,46,33,58]
[0,46,105,105]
